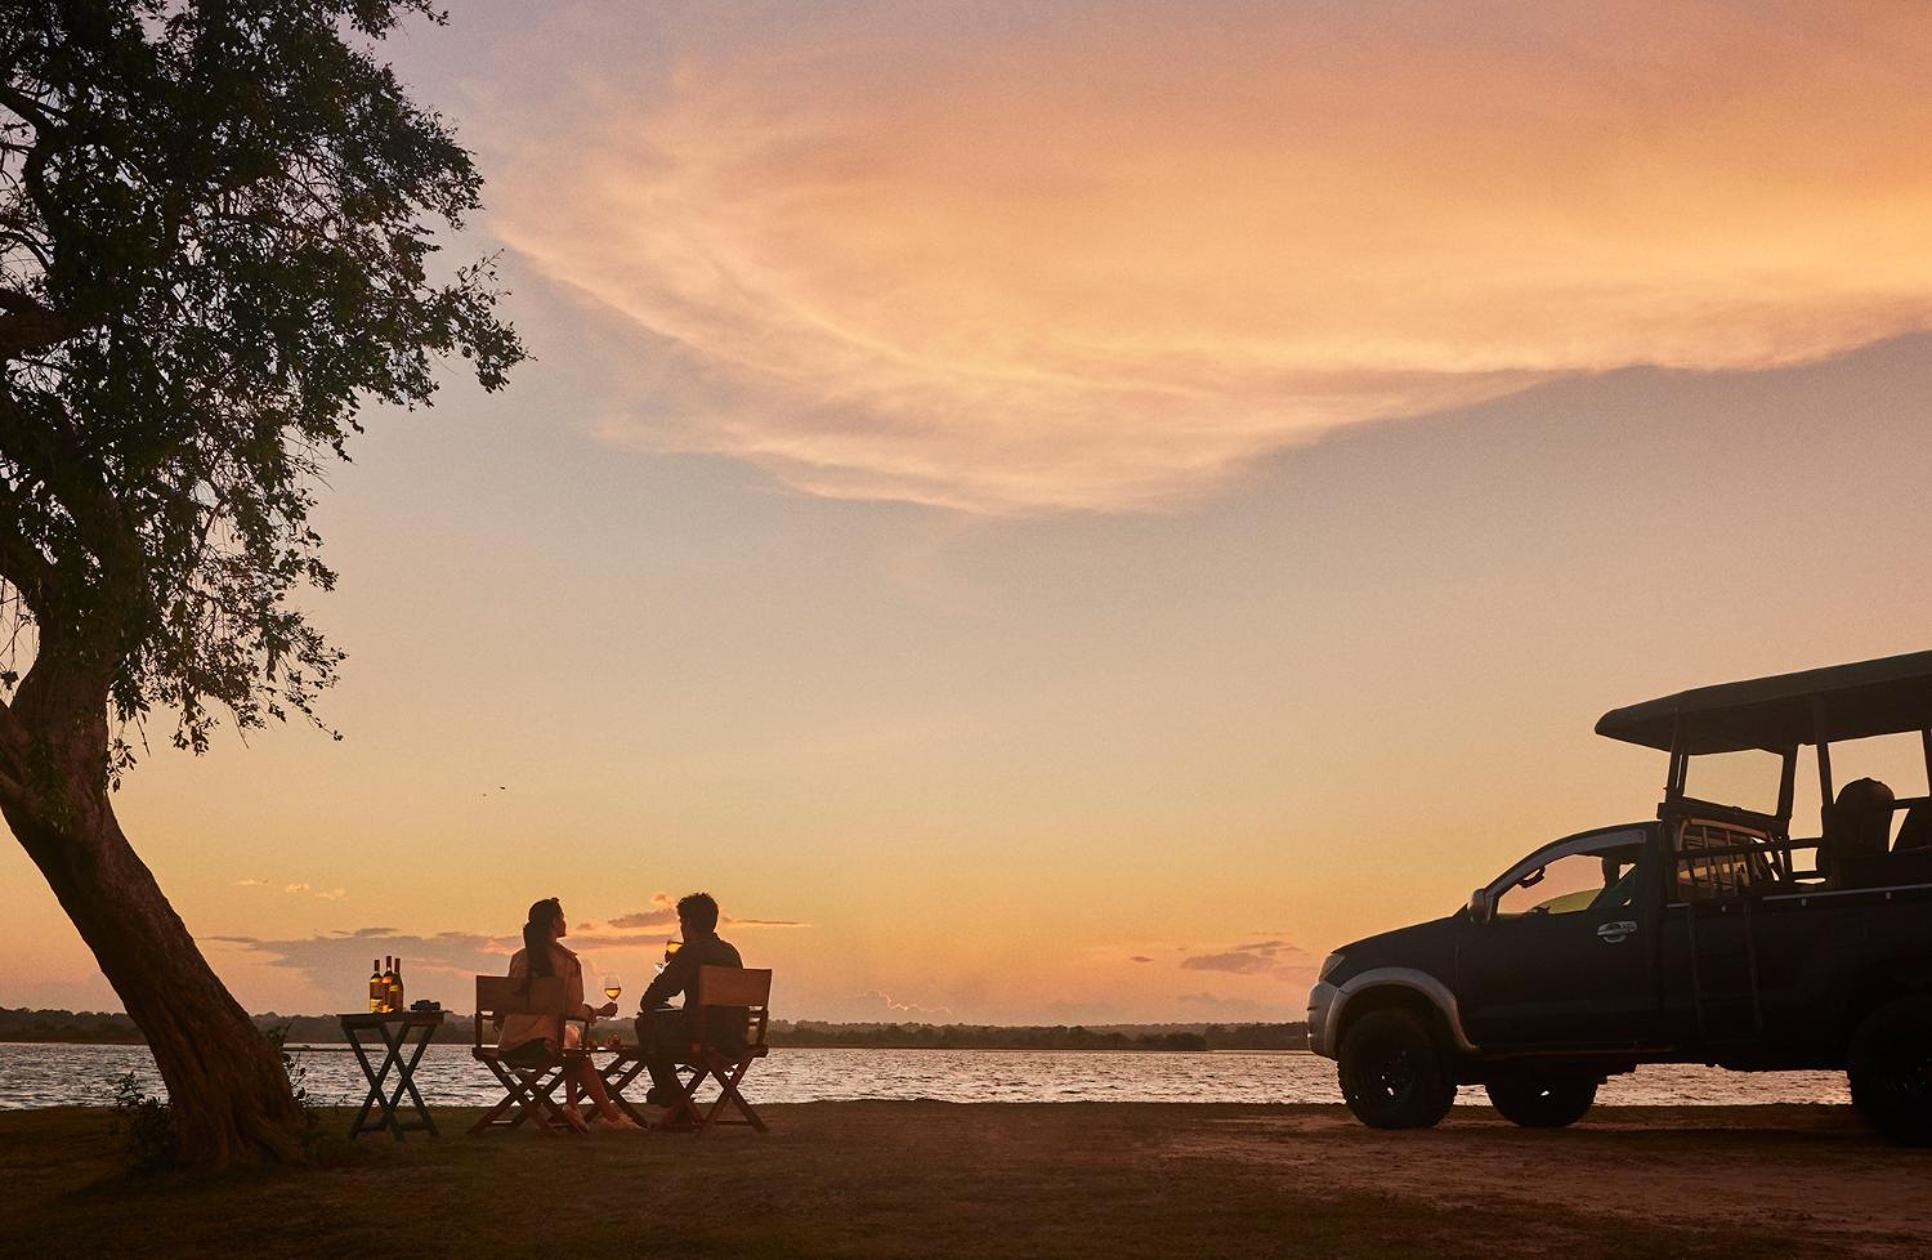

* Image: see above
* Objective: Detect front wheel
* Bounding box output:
[1848,996,1932,1146]
[1338,1008,1456,1129]
[1484,1070,1598,1128]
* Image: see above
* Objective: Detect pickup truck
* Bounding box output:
[1307,650,1932,1143]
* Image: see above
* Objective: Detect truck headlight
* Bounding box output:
[1318,952,1345,982]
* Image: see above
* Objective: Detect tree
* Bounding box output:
[0,1,522,1165]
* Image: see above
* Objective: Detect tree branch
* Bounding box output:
[0,473,53,601]
[0,289,74,357]
[0,397,135,559]
[0,80,63,133]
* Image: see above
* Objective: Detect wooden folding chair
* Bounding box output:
[469,975,588,1136]
[659,966,773,1134]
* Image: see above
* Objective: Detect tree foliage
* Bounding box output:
[0,0,523,768]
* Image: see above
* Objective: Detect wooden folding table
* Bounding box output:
[340,1009,444,1141]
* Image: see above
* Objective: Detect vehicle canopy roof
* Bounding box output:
[1595,650,1932,755]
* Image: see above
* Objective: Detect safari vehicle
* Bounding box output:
[1306,650,1932,1142]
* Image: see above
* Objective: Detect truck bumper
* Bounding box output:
[1307,980,1341,1059]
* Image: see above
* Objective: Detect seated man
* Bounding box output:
[634,891,743,1108]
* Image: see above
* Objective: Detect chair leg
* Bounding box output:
[528,1067,579,1133]
[471,1064,528,1135]
[661,1064,712,1130]
[700,1057,767,1133]
[474,1060,558,1135]
[601,1057,652,1127]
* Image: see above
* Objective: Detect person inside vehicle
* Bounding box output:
[1594,854,1639,909]
[634,891,744,1113]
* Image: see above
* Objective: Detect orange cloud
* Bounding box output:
[604,891,809,932]
[493,1,1932,513]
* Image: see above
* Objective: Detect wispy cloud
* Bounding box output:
[212,891,814,995]
[1179,939,1313,980]
[492,1,1932,514]
[565,934,670,950]
[854,990,952,1018]
[232,877,348,902]
[209,929,513,990]
[605,897,677,932]
[606,892,810,933]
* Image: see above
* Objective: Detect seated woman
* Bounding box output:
[499,897,641,1132]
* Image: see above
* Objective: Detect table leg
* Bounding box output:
[385,1025,440,1137]
[366,1026,412,1140]
[346,1027,402,1139]
[341,1016,444,1141]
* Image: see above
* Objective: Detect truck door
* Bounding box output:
[1459,827,1659,1049]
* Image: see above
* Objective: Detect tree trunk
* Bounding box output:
[0,667,305,1168]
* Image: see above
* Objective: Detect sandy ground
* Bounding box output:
[2,1103,1928,1257]
[1169,1105,1932,1256]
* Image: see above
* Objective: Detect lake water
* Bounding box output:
[0,1042,1852,1110]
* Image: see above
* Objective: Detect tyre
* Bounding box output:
[1338,1008,1456,1129]
[1484,1070,1598,1128]
[1848,996,1932,1146]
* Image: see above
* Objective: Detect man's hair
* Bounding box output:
[677,892,721,934]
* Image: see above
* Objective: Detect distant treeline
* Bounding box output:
[0,1008,149,1044]
[769,1022,1309,1051]
[0,1007,1307,1052]
[0,1008,412,1046]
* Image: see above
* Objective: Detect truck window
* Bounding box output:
[1494,835,1646,918]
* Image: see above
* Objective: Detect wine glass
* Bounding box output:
[656,939,682,973]
[602,974,622,1003]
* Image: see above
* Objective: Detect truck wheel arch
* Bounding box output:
[1841,962,1932,1055]
[1333,968,1479,1056]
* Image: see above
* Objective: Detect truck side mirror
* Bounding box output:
[1467,888,1494,924]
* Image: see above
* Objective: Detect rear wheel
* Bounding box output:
[1484,1070,1598,1128]
[1338,1008,1456,1129]
[1848,996,1932,1146]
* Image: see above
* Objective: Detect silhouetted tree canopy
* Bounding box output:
[0,0,523,762]
[0,0,523,1167]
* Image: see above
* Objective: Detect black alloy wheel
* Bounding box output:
[1848,996,1932,1146]
[1338,1008,1457,1130]
[1484,1070,1599,1128]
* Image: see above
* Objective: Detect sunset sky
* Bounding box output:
[6,0,1932,1023]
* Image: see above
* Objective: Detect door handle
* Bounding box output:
[1596,920,1637,944]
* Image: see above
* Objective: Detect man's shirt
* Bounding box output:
[640,931,742,1011]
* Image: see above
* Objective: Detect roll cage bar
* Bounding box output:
[1599,653,1932,899]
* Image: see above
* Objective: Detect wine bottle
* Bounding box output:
[369,958,384,1013]
[380,956,397,1014]
[391,957,406,1011]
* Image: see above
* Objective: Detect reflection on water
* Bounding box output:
[0,1042,1851,1111]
